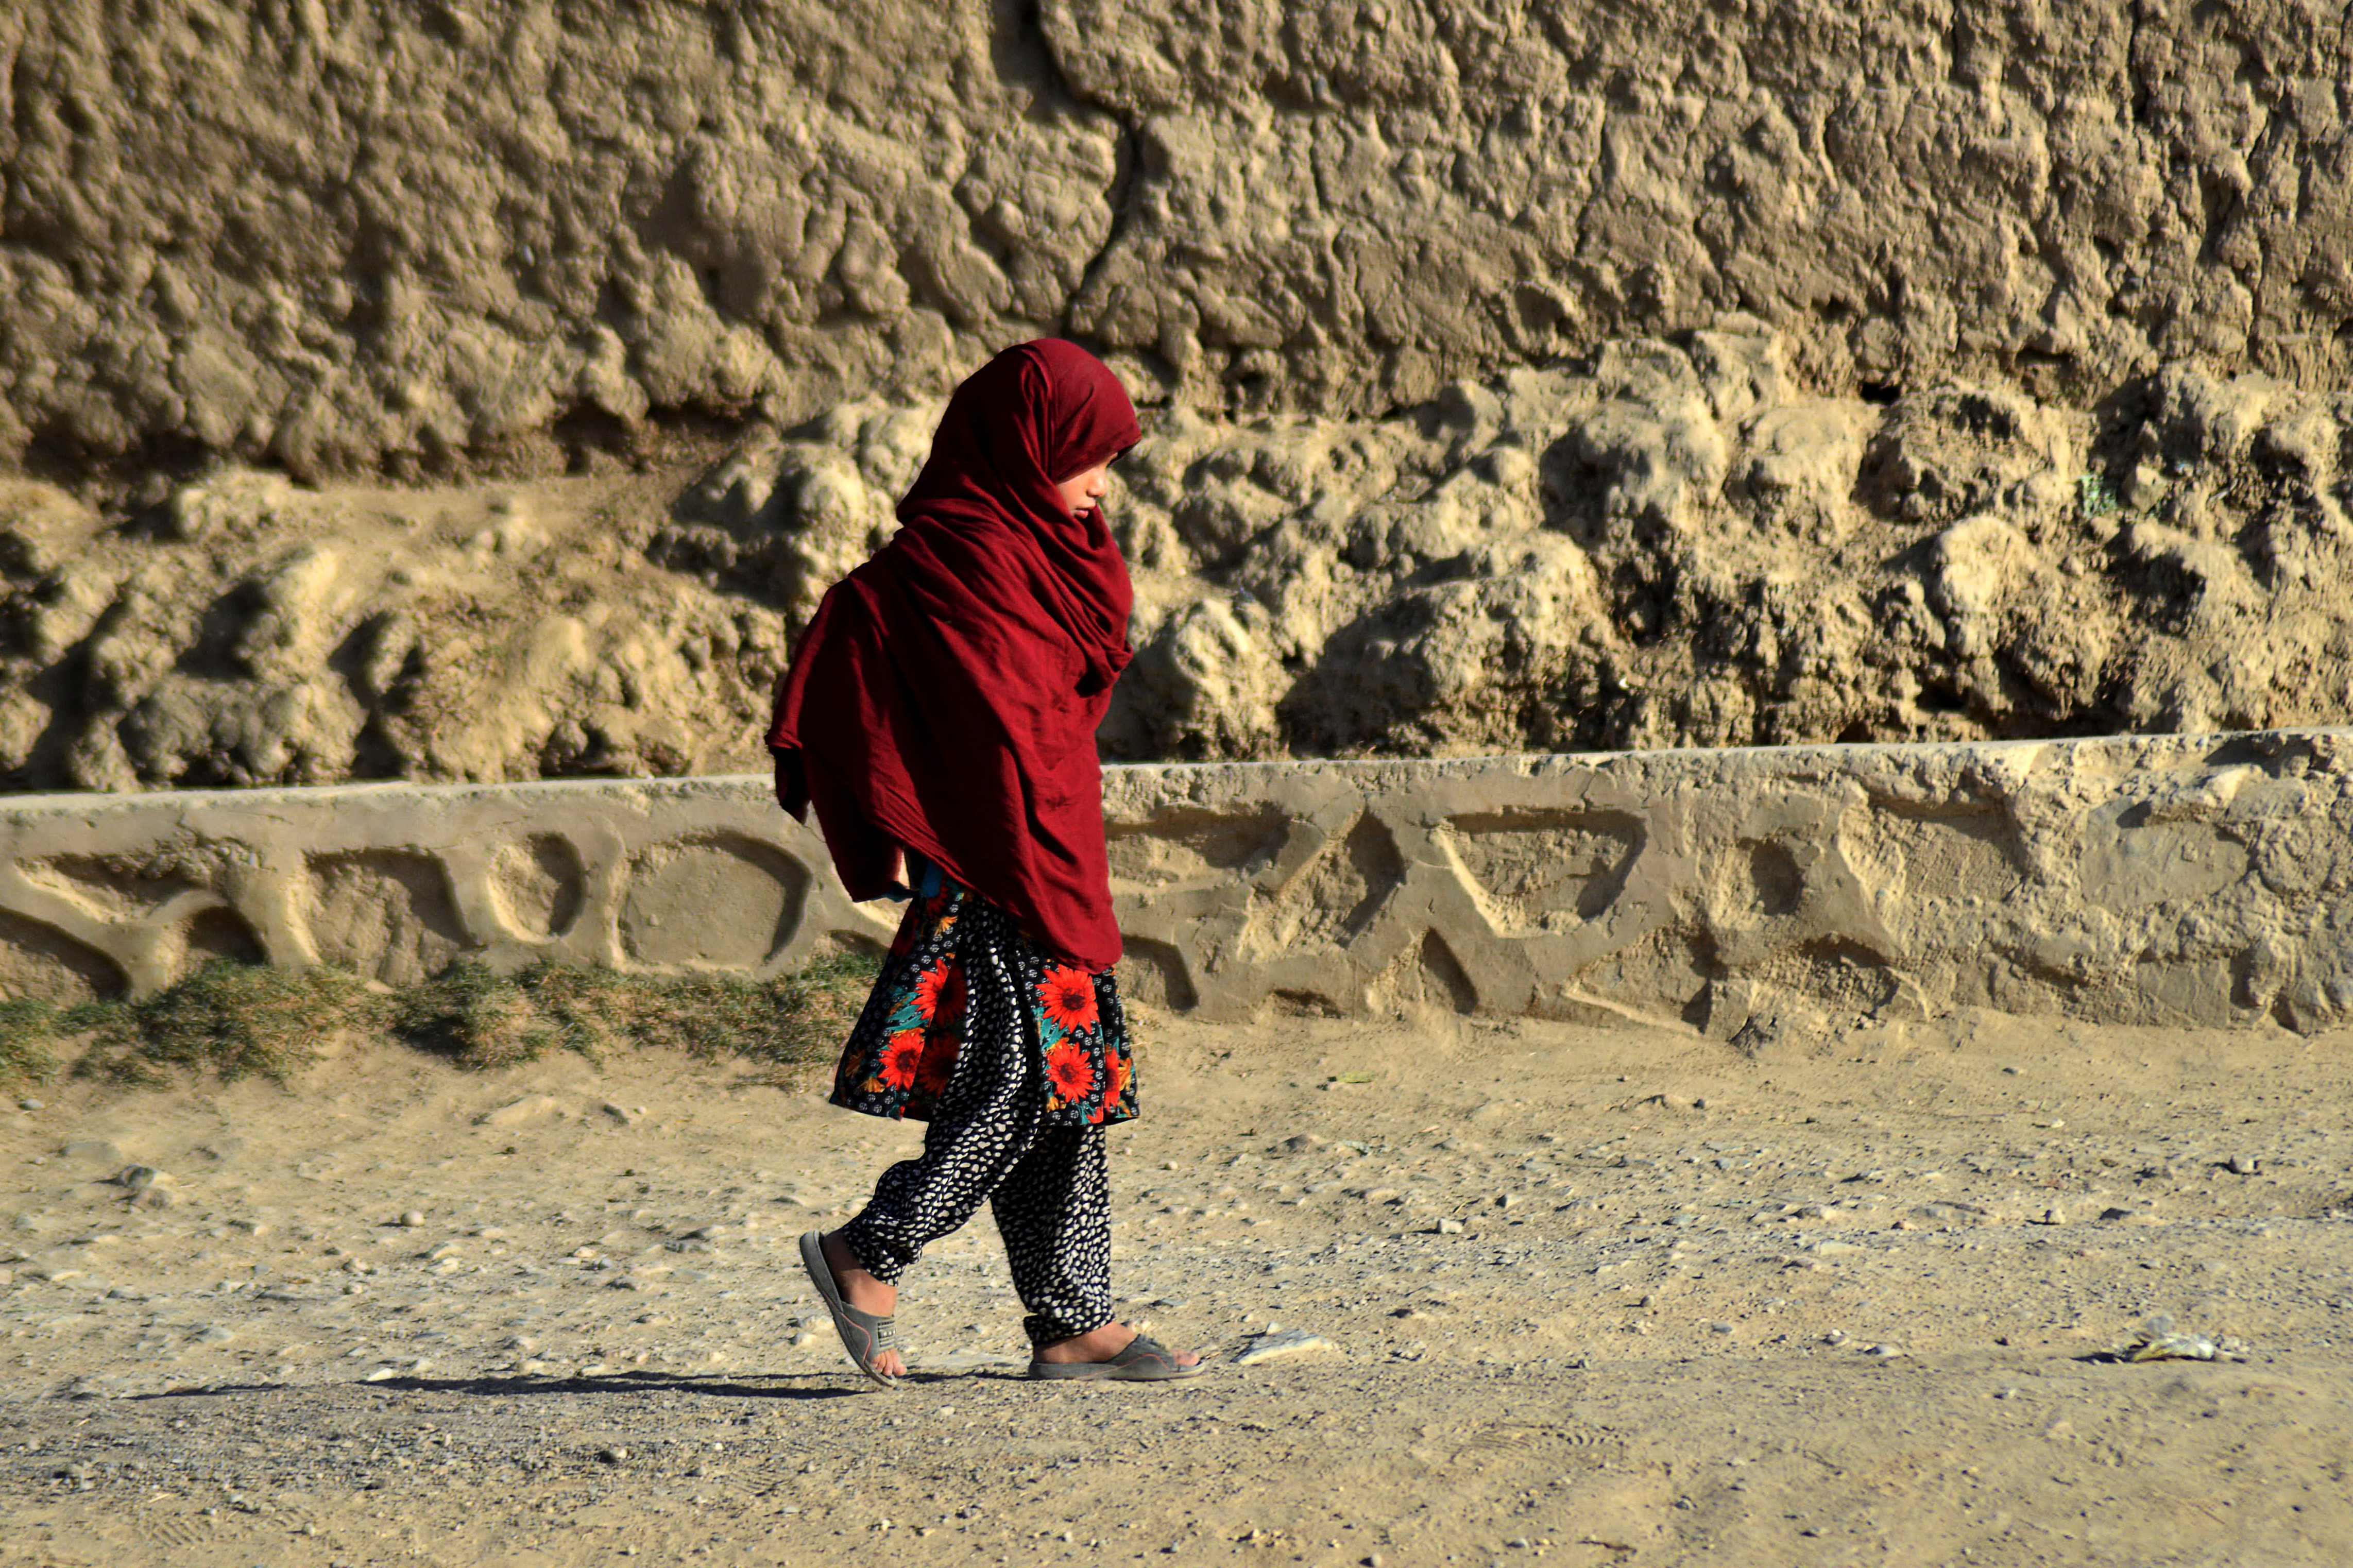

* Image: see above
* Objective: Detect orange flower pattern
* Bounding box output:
[1045,1042,1097,1101]
[829,872,1136,1127]
[876,1028,925,1089]
[1039,965,1100,1033]
[911,959,953,1018]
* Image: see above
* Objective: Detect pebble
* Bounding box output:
[2226,1153,2261,1175]
[1432,1217,1465,1235]
[601,1102,638,1126]
[19,1098,42,1111]
[399,1210,425,1228]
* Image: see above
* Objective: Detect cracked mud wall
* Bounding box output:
[8,1,2353,480]
[1,0,1127,479]
[11,326,2353,794]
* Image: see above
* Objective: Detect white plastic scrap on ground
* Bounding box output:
[1234,1329,1336,1366]
[2118,1316,2237,1364]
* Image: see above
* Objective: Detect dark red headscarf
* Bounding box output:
[767,339,1142,968]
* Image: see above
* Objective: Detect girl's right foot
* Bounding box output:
[820,1231,906,1378]
[1033,1320,1202,1370]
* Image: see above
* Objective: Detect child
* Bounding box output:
[768,339,1206,1386]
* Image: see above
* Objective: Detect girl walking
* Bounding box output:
[767,339,1205,1387]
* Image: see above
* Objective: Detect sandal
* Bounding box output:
[798,1230,902,1390]
[1026,1331,1210,1382]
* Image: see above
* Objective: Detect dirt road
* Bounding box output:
[4,1008,2350,1566]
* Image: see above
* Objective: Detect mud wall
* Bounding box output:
[6,1,2352,479]
[13,332,2353,795]
[5,733,2350,1035]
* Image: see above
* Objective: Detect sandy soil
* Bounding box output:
[2,1007,2351,1567]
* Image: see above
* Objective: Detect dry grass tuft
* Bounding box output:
[0,952,881,1089]
[0,999,60,1086]
[394,963,551,1071]
[396,954,876,1073]
[72,965,393,1086]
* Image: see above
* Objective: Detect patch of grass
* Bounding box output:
[0,998,60,1086]
[395,961,553,1071]
[0,964,399,1089]
[0,950,881,1090]
[2077,470,2120,519]
[70,963,394,1087]
[501,952,877,1071]
[393,953,877,1073]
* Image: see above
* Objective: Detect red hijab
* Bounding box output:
[767,339,1141,969]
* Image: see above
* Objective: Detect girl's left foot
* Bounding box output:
[803,1230,906,1382]
[1033,1321,1202,1369]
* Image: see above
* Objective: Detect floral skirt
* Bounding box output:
[829,862,1136,1127]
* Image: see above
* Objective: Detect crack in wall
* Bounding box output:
[1000,1,1150,361]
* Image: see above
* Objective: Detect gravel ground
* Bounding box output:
[3,1008,2352,1567]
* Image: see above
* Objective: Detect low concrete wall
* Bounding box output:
[4,732,2350,1034]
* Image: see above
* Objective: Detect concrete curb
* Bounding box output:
[4,730,2349,1032]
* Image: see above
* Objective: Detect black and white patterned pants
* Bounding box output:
[839,900,1114,1348]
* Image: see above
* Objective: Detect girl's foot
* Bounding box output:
[1032,1320,1202,1369]
[820,1231,906,1378]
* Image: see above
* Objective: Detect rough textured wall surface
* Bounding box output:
[6,1,2353,479]
[6,733,2351,1037]
[8,330,2353,792]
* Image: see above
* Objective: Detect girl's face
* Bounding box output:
[1054,461,1112,525]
